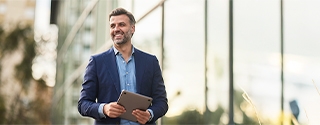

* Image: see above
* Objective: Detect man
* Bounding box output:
[78,7,168,125]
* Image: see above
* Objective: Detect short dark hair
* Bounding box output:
[109,8,136,25]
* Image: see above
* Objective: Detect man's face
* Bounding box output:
[109,14,135,45]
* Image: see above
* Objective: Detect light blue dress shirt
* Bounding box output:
[98,46,153,125]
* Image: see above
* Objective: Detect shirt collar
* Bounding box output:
[112,45,135,55]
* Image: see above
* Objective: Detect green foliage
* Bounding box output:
[163,105,224,125]
[0,25,6,123]
[177,110,204,124]
[239,112,259,125]
[163,90,260,125]
[0,26,35,86]
[15,27,36,89]
[0,24,52,124]
[1,26,28,55]
[0,95,5,124]
[208,105,224,124]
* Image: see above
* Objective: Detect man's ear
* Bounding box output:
[132,25,135,33]
[131,25,135,36]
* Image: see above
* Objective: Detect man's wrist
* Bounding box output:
[98,103,107,118]
[147,109,154,122]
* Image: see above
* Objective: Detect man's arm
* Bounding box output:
[78,56,102,120]
[148,56,169,123]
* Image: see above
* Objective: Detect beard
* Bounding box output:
[113,30,132,45]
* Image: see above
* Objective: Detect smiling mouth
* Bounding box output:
[114,34,123,39]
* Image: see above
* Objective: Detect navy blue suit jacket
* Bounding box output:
[78,47,168,124]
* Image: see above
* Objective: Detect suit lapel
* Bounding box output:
[104,48,121,94]
[134,48,146,93]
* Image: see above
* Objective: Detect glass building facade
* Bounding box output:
[52,0,320,124]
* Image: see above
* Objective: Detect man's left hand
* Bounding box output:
[132,109,150,124]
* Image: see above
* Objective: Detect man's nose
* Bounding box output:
[114,25,120,31]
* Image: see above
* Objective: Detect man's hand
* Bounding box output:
[132,109,151,124]
[103,102,126,118]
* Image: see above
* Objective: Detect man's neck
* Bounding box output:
[114,43,133,62]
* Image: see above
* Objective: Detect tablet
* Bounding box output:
[117,90,153,122]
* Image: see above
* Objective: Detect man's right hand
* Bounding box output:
[103,102,126,118]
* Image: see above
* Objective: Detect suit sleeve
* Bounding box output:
[148,56,169,123]
[78,56,102,120]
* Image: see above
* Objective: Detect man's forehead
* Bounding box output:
[110,15,130,23]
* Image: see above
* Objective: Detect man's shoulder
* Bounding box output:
[92,48,113,58]
[134,48,156,58]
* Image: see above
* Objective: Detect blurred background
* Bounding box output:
[0,0,320,124]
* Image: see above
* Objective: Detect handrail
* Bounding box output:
[52,0,99,107]
[56,0,99,64]
[136,0,166,23]
[52,39,112,107]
